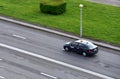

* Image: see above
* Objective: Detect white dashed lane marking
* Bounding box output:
[12,34,26,39]
[40,72,57,79]
[0,76,4,79]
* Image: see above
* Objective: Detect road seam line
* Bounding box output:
[0,43,115,79]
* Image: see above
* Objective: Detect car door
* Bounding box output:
[70,42,78,51]
[78,43,85,53]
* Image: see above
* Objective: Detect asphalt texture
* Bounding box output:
[0,19,120,79]
[1,47,102,79]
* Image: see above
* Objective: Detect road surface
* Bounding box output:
[0,46,103,79]
[0,20,120,79]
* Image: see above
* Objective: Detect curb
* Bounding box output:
[0,16,120,52]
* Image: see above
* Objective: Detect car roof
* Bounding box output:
[75,40,91,44]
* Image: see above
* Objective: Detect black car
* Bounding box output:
[63,40,98,56]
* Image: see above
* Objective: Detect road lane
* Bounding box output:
[0,20,120,79]
[0,46,103,79]
[0,43,115,79]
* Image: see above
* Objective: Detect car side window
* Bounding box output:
[71,42,78,46]
[79,43,85,48]
[80,44,88,49]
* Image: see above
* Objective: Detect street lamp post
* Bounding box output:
[79,4,83,38]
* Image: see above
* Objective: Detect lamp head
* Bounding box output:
[79,4,83,7]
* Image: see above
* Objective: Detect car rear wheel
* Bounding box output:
[82,52,87,57]
[64,47,69,51]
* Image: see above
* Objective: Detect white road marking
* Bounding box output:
[0,43,115,79]
[0,59,2,61]
[41,72,57,79]
[12,34,26,39]
[0,76,4,79]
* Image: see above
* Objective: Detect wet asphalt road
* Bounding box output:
[0,20,120,79]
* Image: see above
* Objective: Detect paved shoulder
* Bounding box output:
[86,0,120,6]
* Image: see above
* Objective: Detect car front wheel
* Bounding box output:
[64,47,69,51]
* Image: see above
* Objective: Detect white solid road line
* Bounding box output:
[12,34,26,39]
[41,72,57,79]
[0,59,2,61]
[0,76,4,79]
[0,43,115,79]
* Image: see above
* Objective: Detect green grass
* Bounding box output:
[41,0,64,5]
[0,0,120,46]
